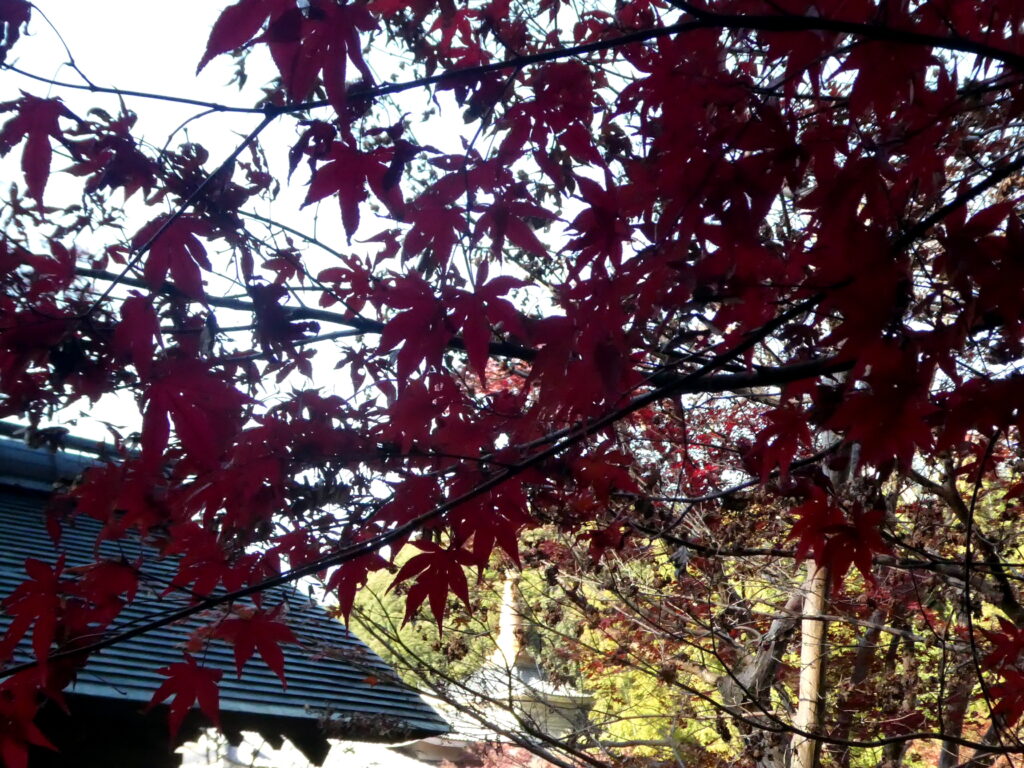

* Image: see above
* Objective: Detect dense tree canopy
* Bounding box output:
[3,0,1024,765]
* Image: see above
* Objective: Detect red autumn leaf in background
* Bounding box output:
[984,618,1024,670]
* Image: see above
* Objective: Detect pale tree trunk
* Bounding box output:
[791,564,829,768]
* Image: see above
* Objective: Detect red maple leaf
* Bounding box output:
[147,655,223,739]
[992,669,1024,727]
[0,0,31,63]
[326,551,390,623]
[377,274,451,381]
[444,273,527,380]
[71,559,139,629]
[826,341,937,468]
[214,605,298,685]
[983,618,1024,670]
[748,405,813,481]
[446,473,530,566]
[401,188,466,269]
[0,94,76,205]
[0,557,65,670]
[163,523,265,596]
[788,490,889,587]
[377,379,437,453]
[112,294,160,380]
[391,543,476,626]
[133,214,215,299]
[197,0,289,72]
[65,110,157,199]
[317,255,373,313]
[141,358,249,471]
[303,140,401,240]
[248,282,318,355]
[0,672,55,768]
[473,198,554,258]
[566,173,629,267]
[263,0,375,110]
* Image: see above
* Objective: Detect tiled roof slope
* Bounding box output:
[0,436,448,743]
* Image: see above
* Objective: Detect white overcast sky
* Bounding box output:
[3,1,503,442]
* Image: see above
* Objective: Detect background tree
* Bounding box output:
[3,0,1024,766]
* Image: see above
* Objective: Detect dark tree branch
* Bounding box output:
[9,8,1024,122]
[907,465,1024,624]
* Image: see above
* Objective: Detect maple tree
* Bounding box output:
[2,0,1024,765]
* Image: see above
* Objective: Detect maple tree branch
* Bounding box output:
[73,265,856,391]
[1,63,263,114]
[895,152,1024,251]
[238,209,346,260]
[636,525,1024,586]
[506,356,850,458]
[304,12,1024,112]
[666,1,1024,70]
[10,8,1024,128]
[906,465,1024,624]
[0,299,824,678]
[72,265,538,361]
[959,432,1021,754]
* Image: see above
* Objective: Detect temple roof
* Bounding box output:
[0,431,449,764]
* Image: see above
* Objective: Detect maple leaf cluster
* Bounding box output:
[1,0,1024,763]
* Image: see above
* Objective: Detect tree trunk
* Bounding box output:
[792,564,828,768]
[717,591,803,768]
[831,608,885,768]
[937,658,975,768]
